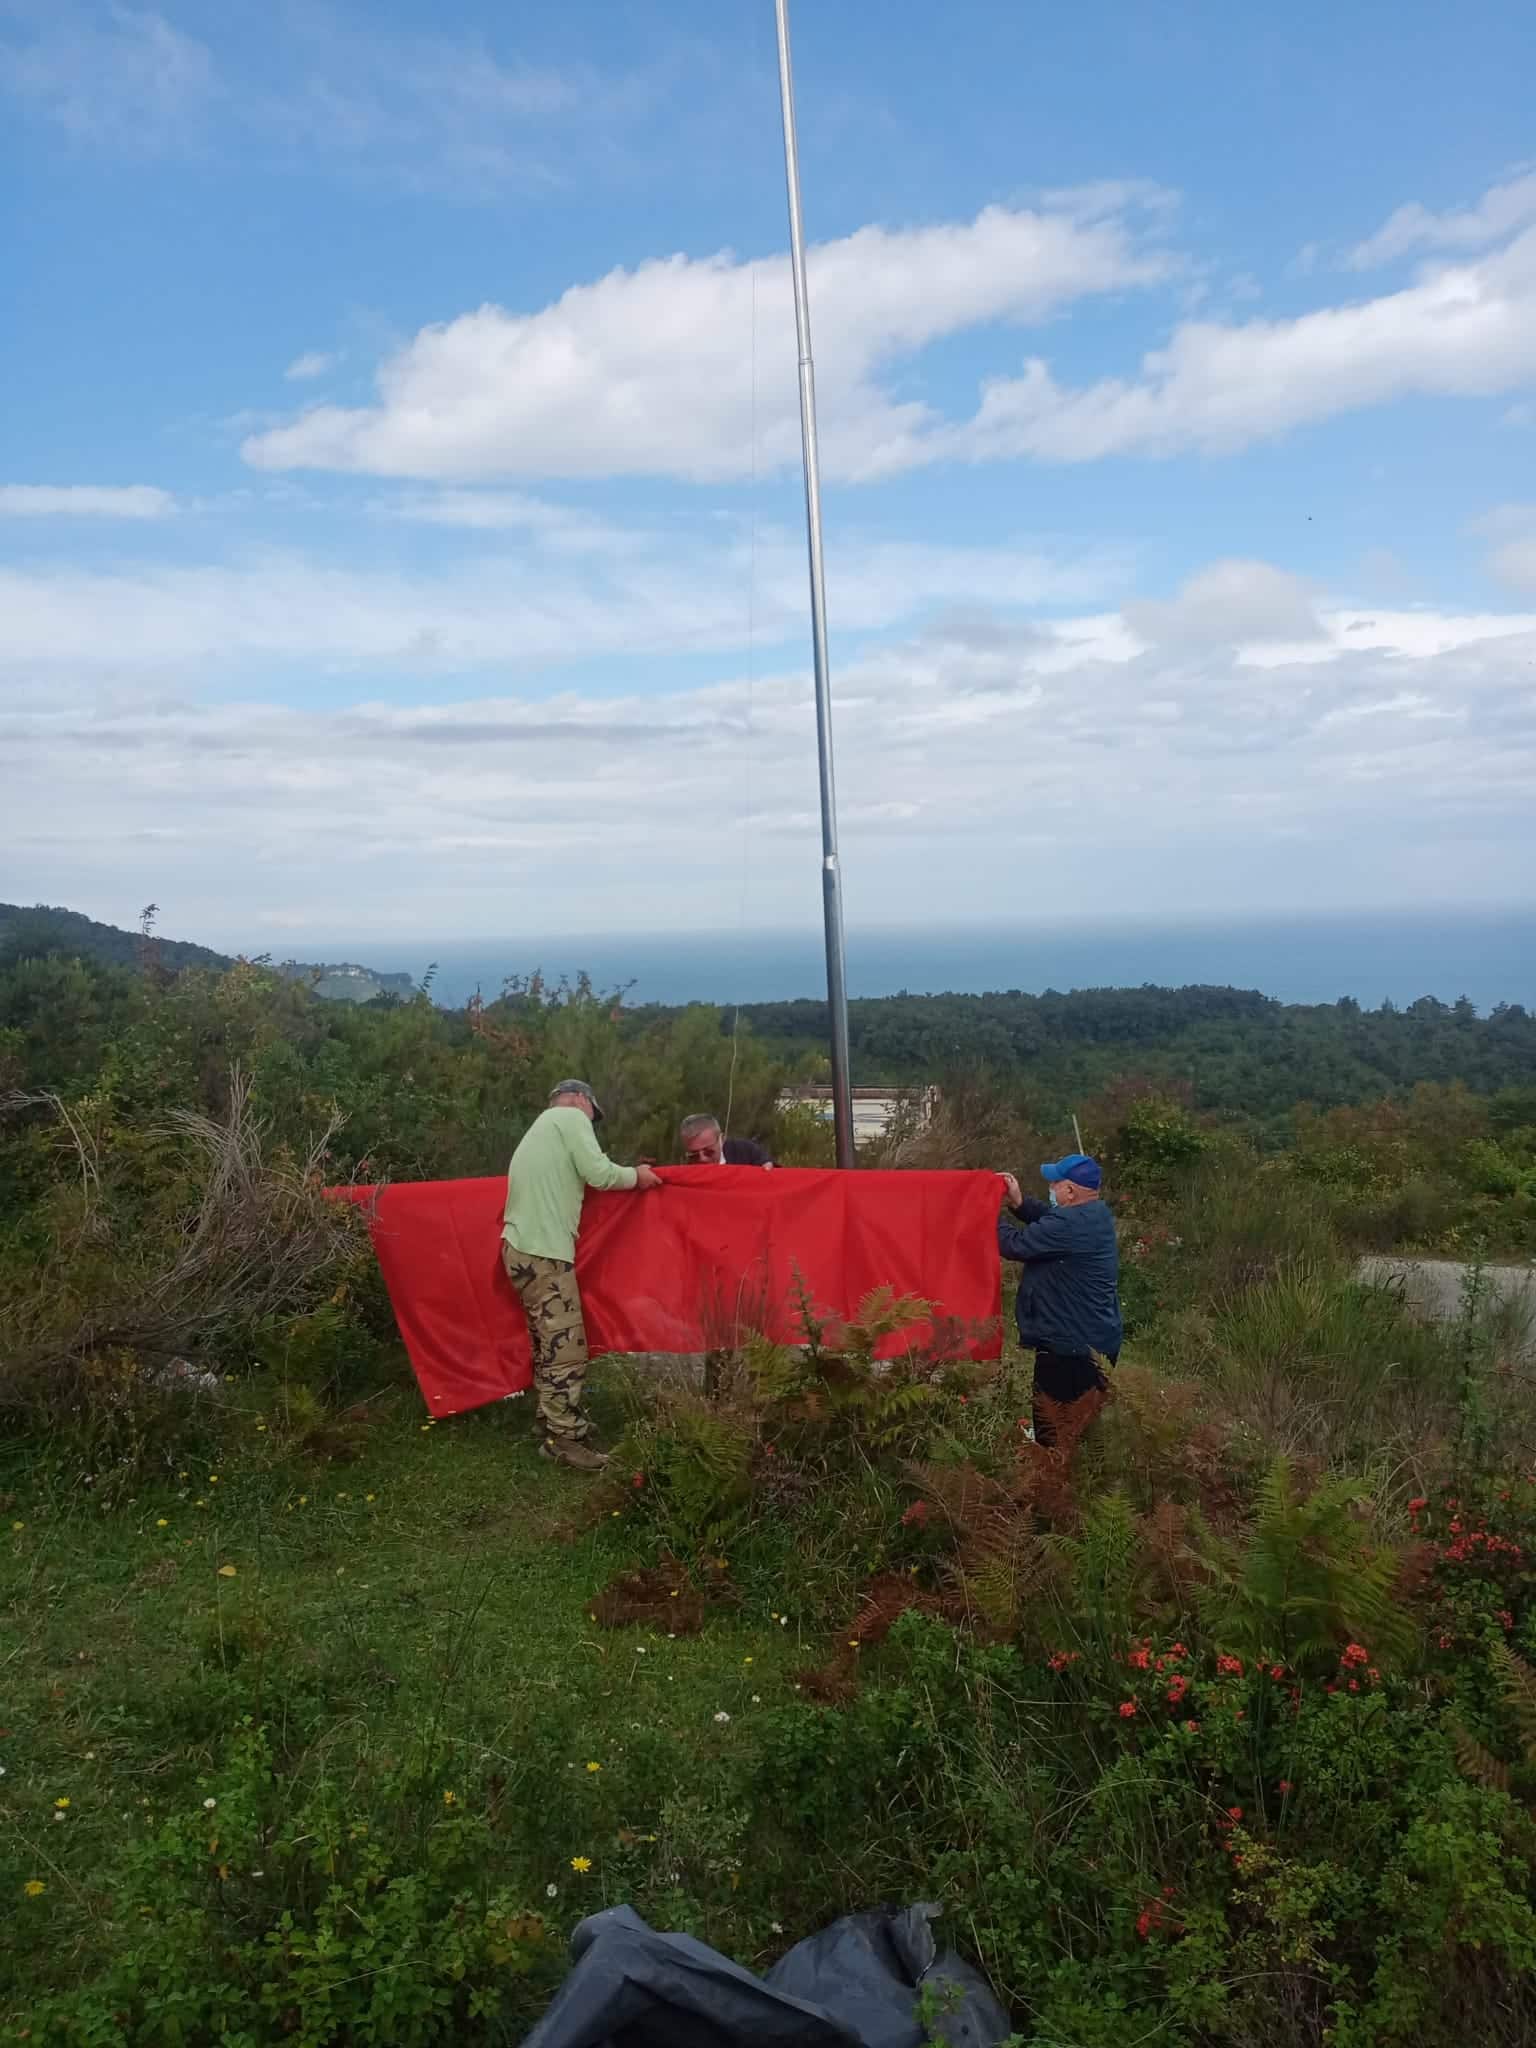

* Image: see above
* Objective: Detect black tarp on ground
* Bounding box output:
[518,1902,1011,2048]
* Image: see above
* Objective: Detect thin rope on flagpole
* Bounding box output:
[724,36,766,1149]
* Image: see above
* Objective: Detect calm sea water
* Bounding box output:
[320,909,1536,1015]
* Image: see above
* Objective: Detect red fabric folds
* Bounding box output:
[344,1167,1003,1418]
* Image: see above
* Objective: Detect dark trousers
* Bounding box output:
[1031,1349,1112,1449]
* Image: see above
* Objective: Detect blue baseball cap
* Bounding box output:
[1041,1153,1102,1189]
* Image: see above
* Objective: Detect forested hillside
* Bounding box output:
[0,900,231,975]
[691,983,1536,1119]
[0,902,413,1001]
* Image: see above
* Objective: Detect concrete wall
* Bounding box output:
[1359,1255,1536,1353]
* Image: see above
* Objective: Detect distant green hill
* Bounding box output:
[0,903,413,1004]
[0,902,231,974]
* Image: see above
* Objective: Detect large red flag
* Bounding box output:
[346,1167,1003,1418]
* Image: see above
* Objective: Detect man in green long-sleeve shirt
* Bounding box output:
[502,1080,663,1469]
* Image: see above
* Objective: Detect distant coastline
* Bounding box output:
[293,908,1536,1016]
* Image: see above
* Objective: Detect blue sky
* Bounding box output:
[3,0,1536,950]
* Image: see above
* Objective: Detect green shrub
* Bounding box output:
[23,1724,561,2048]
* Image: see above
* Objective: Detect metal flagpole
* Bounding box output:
[773,0,855,1171]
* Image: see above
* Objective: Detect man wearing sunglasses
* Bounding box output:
[677,1113,774,1168]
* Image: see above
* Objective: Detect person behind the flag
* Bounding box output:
[676,1113,774,1167]
[997,1153,1122,1449]
[501,1080,662,1470]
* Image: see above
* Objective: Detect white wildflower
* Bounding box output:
[713,1710,731,1724]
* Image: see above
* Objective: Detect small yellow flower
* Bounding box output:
[743,1656,753,1665]
[570,1855,592,1874]
[156,1519,169,1529]
[54,1797,70,1809]
[195,1499,207,1508]
[208,1476,219,1484]
[10,1522,23,1533]
[217,1564,237,1578]
[443,1790,457,1807]
[24,1880,45,1898]
[365,1493,376,1502]
[585,1761,601,1773]
[178,1471,188,1480]
[298,1495,307,1506]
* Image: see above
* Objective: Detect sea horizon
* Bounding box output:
[279,907,1536,1017]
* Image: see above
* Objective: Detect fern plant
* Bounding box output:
[1056,1491,1142,1647]
[748,1280,972,1459]
[1198,1455,1412,1669]
[1454,1643,1536,1807]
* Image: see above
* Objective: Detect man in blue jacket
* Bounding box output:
[998,1153,1122,1449]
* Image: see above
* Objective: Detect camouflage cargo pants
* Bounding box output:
[501,1246,592,1442]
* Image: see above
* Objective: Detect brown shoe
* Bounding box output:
[539,1437,610,1472]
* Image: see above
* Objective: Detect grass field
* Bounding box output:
[0,1363,898,2039]
[7,1240,1536,2046]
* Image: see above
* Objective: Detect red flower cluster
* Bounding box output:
[1442,1525,1523,1567]
[900,1500,930,1528]
[1166,1673,1190,1707]
[632,1472,646,1489]
[1215,1654,1244,1677]
[1340,1642,1369,1668]
[1135,1886,1180,1941]
[1126,1645,1152,1672]
[1047,1649,1080,1672]
[1118,1700,1139,1719]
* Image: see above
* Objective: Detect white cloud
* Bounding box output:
[375,489,633,552]
[6,563,1536,939]
[1474,505,1536,594]
[1123,560,1323,648]
[1,5,675,195]
[944,219,1536,463]
[0,483,175,520]
[284,351,337,382]
[0,6,215,153]
[0,526,1124,676]
[1346,169,1536,268]
[242,195,1176,484]
[241,178,1536,483]
[1491,541,1536,593]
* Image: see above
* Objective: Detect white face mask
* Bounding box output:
[1048,1185,1061,1207]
